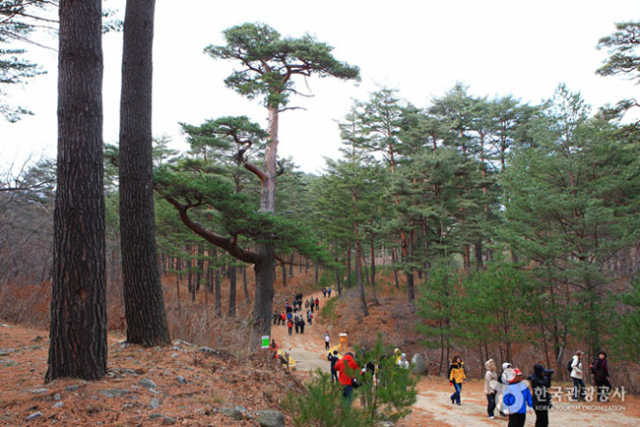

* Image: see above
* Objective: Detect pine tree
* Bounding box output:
[46,0,107,382]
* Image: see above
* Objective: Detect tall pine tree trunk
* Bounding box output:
[119,0,170,347]
[355,239,368,316]
[214,249,221,316]
[370,242,377,298]
[406,230,416,311]
[253,241,275,339]
[228,263,236,317]
[391,247,400,289]
[281,260,287,287]
[289,253,294,278]
[346,244,352,288]
[47,0,107,382]
[243,266,250,304]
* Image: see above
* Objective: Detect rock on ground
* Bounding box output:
[411,353,428,376]
[254,410,286,427]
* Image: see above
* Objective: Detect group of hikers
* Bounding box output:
[447,350,612,427]
[327,347,411,401]
[273,289,615,427]
[272,290,332,336]
[324,343,613,426]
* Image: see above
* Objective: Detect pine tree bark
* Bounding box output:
[281,260,287,287]
[391,247,400,289]
[370,242,377,298]
[242,266,250,304]
[119,0,170,347]
[46,0,107,382]
[214,249,221,317]
[228,263,236,317]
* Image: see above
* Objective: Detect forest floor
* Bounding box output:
[0,323,304,426]
[2,279,640,426]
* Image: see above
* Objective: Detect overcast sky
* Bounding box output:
[0,0,637,174]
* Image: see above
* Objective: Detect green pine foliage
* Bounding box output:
[284,336,417,426]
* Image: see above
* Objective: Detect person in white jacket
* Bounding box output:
[570,350,585,401]
[397,353,409,369]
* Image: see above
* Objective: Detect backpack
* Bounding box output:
[567,359,573,373]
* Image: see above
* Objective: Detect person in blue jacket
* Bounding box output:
[502,368,533,427]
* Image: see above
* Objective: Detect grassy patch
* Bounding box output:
[320,297,338,321]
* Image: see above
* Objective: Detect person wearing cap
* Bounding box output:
[502,368,532,427]
[529,364,553,427]
[497,362,514,416]
[484,359,498,419]
[335,351,361,402]
[448,355,466,405]
[570,350,585,401]
[327,350,340,383]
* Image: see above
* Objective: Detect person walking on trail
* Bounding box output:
[503,368,533,427]
[299,318,305,334]
[570,350,585,401]
[335,352,361,402]
[294,316,300,334]
[272,311,279,325]
[484,359,498,419]
[305,299,309,310]
[324,332,330,350]
[315,297,320,310]
[328,350,340,383]
[327,288,331,297]
[287,319,293,335]
[280,312,285,325]
[307,309,313,325]
[592,351,611,402]
[448,355,466,405]
[529,364,553,427]
[322,288,327,298]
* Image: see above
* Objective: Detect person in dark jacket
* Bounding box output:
[592,351,611,402]
[299,317,305,334]
[327,350,339,383]
[529,364,552,427]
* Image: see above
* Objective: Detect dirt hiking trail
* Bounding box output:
[275,291,640,427]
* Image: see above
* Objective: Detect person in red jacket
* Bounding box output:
[334,352,361,401]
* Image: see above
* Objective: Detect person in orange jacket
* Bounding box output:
[335,352,361,401]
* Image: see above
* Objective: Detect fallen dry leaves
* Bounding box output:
[0,324,304,426]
